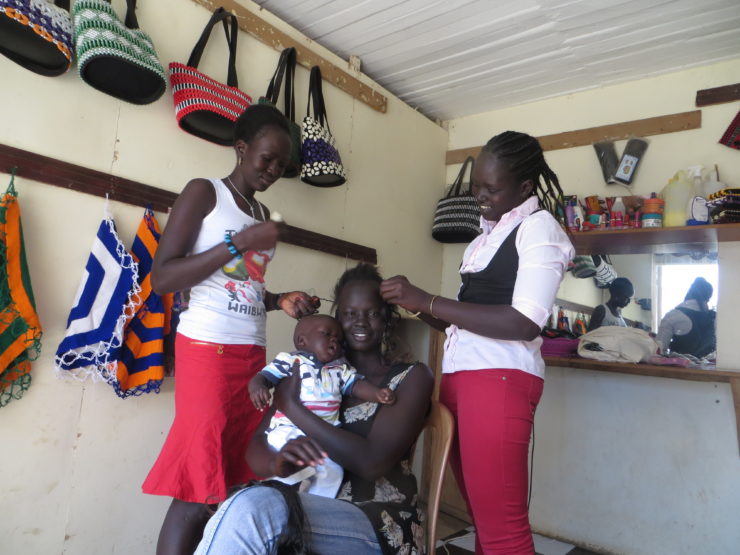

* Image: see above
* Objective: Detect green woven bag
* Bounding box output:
[73,0,165,104]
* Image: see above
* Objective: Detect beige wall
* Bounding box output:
[0,1,447,553]
[445,59,740,554]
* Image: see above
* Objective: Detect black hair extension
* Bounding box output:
[481,131,567,226]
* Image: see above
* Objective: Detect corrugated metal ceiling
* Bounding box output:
[253,0,740,121]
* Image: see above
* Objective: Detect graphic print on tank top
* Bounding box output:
[221,225,273,317]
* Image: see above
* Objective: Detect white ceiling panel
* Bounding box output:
[254,0,740,121]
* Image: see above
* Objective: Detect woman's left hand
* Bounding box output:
[273,359,303,416]
[277,291,319,319]
[380,275,430,314]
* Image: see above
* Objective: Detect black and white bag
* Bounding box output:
[432,156,480,243]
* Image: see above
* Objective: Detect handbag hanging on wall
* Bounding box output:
[301,66,346,187]
[0,0,74,76]
[169,7,252,146]
[73,0,166,104]
[432,156,481,243]
[258,47,301,177]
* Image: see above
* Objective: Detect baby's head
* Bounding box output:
[294,314,343,363]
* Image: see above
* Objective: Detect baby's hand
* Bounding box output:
[248,376,272,411]
[376,387,396,405]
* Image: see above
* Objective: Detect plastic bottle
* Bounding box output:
[661,170,694,227]
[686,165,709,224]
[611,197,626,228]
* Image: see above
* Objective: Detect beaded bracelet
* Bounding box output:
[224,233,242,259]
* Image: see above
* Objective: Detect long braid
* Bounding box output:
[481,131,566,225]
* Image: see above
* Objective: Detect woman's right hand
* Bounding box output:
[380,275,430,314]
[271,436,327,478]
[233,221,283,252]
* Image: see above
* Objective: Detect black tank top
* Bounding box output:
[458,221,522,305]
[669,307,716,358]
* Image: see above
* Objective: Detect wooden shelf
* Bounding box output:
[544,356,738,383]
[570,223,740,255]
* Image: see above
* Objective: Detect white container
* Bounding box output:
[661,170,695,227]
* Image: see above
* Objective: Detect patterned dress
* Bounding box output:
[336,363,427,555]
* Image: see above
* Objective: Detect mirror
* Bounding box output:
[555,252,719,334]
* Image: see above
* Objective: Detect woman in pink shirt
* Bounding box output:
[381,131,574,555]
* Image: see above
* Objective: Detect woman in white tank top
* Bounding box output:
[142,105,319,555]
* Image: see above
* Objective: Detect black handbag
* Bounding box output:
[0,0,74,76]
[259,47,302,178]
[300,66,346,187]
[432,156,481,243]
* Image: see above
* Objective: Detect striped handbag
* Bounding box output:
[169,7,251,146]
[0,0,73,76]
[432,156,481,243]
[73,0,166,104]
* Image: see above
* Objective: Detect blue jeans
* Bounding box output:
[194,485,382,554]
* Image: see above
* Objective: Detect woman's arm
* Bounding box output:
[151,179,282,295]
[587,305,606,332]
[273,362,434,481]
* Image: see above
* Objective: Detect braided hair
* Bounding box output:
[481,131,566,224]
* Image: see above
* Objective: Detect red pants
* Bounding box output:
[440,368,543,555]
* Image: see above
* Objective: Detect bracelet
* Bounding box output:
[224,234,241,259]
[273,292,287,311]
[429,295,439,319]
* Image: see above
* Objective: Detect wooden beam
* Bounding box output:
[0,143,377,264]
[446,110,702,165]
[191,0,387,113]
[731,377,740,457]
[696,83,740,107]
[544,355,737,383]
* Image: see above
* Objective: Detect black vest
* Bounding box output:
[458,221,522,305]
[669,307,716,358]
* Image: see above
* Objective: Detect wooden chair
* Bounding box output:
[419,399,455,550]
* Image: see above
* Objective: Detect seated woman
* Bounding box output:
[194,263,434,554]
[587,277,634,331]
[656,277,716,358]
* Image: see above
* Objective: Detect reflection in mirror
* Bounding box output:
[555,252,719,338]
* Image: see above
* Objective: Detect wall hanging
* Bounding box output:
[431,155,480,243]
[113,207,172,398]
[0,0,73,76]
[73,0,166,104]
[0,171,42,408]
[259,47,301,178]
[55,201,141,386]
[300,66,346,187]
[169,6,251,145]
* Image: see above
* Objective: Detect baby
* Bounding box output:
[248,314,395,497]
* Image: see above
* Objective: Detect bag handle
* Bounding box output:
[264,48,289,104]
[306,66,330,132]
[187,8,239,88]
[283,47,297,123]
[55,0,70,10]
[123,0,140,30]
[446,156,476,198]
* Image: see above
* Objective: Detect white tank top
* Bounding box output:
[599,303,627,327]
[177,178,275,345]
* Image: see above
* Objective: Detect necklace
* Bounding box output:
[225,176,259,219]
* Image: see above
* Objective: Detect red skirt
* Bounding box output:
[142,333,265,503]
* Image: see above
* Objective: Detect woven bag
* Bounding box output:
[169,7,251,146]
[0,0,73,76]
[73,0,166,104]
[300,66,346,187]
[258,47,301,177]
[432,156,481,243]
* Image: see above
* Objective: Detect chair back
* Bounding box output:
[420,399,455,550]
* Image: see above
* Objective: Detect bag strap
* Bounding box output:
[123,0,139,30]
[283,47,297,123]
[264,48,290,104]
[187,8,239,88]
[446,156,475,198]
[306,66,330,132]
